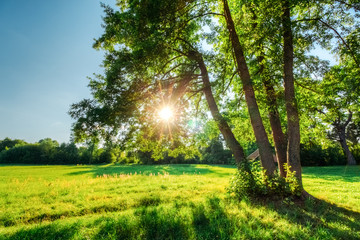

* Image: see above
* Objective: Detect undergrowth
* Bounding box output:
[227,161,302,200]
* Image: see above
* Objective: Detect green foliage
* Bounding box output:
[0,138,109,165]
[98,149,117,164]
[228,161,302,200]
[53,143,81,164]
[0,137,27,152]
[300,143,347,166]
[350,143,360,164]
[0,144,44,164]
[123,150,198,165]
[200,137,233,164]
[69,0,213,158]
[1,137,351,166]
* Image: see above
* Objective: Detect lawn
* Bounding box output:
[0,164,359,239]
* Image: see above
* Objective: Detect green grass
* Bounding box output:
[303,165,360,211]
[0,164,359,239]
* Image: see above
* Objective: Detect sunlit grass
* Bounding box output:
[0,164,359,239]
[303,165,360,212]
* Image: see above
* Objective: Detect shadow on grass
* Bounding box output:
[66,164,234,178]
[4,197,232,240]
[252,197,360,240]
[4,196,359,239]
[190,197,233,239]
[3,223,81,240]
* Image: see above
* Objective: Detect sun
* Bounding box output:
[158,106,174,121]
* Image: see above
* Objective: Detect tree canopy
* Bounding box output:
[69,0,360,195]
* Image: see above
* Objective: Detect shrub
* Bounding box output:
[227,161,302,200]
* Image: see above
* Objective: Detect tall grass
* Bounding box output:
[0,164,359,239]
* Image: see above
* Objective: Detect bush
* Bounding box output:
[227,161,302,200]
[300,144,346,166]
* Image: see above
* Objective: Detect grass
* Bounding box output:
[0,164,359,239]
[302,165,360,211]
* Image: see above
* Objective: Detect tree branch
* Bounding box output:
[295,80,321,94]
[344,110,353,127]
[222,70,237,94]
[295,18,359,66]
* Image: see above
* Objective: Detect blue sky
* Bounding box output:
[0,1,337,144]
[0,0,116,143]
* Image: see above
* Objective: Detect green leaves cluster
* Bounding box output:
[227,161,302,200]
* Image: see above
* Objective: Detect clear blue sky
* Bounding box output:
[0,0,116,143]
[0,1,337,144]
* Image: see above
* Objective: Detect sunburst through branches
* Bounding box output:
[158,106,174,122]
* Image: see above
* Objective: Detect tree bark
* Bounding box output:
[186,51,247,168]
[223,0,276,175]
[334,114,357,165]
[197,54,246,168]
[258,55,288,177]
[282,0,302,183]
[338,129,357,165]
[264,76,288,177]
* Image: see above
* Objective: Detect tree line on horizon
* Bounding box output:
[0,137,357,166]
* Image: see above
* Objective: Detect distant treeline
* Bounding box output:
[0,137,357,166]
[0,138,98,165]
[0,137,233,165]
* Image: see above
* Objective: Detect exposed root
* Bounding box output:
[301,189,316,200]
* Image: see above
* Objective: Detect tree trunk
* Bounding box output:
[223,0,276,175]
[188,51,247,168]
[258,55,288,177]
[264,78,288,177]
[337,125,357,165]
[282,0,302,183]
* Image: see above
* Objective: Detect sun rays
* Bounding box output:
[158,106,174,122]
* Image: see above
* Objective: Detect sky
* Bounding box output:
[0,1,337,144]
[0,0,117,143]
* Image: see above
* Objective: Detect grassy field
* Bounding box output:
[0,164,359,239]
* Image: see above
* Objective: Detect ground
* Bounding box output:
[0,164,359,239]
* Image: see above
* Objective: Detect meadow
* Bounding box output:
[0,164,359,239]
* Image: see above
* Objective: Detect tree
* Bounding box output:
[319,64,359,165]
[70,0,360,198]
[0,138,27,152]
[281,0,302,182]
[69,0,252,169]
[221,0,277,176]
[216,0,289,177]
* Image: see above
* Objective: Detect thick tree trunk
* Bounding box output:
[337,125,357,165]
[282,0,302,183]
[223,0,276,175]
[189,51,247,168]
